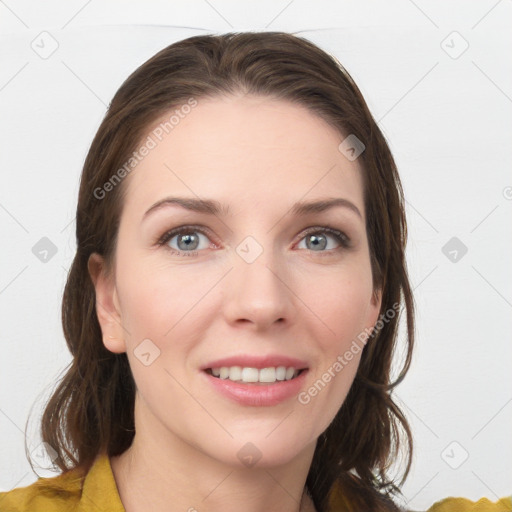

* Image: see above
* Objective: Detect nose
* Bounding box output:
[222,244,294,331]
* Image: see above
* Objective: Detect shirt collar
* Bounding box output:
[76,452,125,512]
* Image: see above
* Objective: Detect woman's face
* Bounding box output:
[91,93,381,468]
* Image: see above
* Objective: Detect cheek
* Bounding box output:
[313,290,369,386]
[296,277,370,433]
[297,264,373,405]
[115,256,220,392]
[116,253,208,339]
[115,264,200,396]
[300,264,374,347]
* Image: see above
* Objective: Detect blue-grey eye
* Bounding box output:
[297,230,348,251]
[164,229,210,252]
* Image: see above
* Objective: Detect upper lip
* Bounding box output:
[201,355,309,370]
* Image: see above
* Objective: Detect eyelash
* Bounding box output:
[156,224,352,257]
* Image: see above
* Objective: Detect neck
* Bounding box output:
[110,397,318,512]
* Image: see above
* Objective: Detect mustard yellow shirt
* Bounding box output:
[0,453,510,511]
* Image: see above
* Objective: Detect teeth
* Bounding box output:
[242,367,259,382]
[209,366,301,384]
[275,366,286,381]
[285,367,295,380]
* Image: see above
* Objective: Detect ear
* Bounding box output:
[366,287,383,341]
[87,252,127,354]
[370,287,382,315]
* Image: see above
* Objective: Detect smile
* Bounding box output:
[202,368,309,406]
[205,366,304,384]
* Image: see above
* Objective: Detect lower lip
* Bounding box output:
[202,370,309,407]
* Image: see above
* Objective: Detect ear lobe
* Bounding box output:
[366,287,383,338]
[87,252,127,354]
[371,287,382,310]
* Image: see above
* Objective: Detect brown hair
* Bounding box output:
[33,31,415,512]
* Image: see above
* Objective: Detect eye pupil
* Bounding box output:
[307,234,327,251]
[178,233,199,250]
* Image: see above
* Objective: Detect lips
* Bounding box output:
[200,354,309,406]
[202,367,309,406]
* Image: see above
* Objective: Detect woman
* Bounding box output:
[1,31,509,512]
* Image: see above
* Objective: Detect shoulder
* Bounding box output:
[419,496,512,512]
[0,466,85,512]
[0,453,125,512]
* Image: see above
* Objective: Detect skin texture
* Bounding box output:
[88,93,382,512]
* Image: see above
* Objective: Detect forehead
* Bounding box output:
[121,94,365,218]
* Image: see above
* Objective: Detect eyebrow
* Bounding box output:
[143,196,362,220]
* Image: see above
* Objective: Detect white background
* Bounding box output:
[0,1,511,511]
